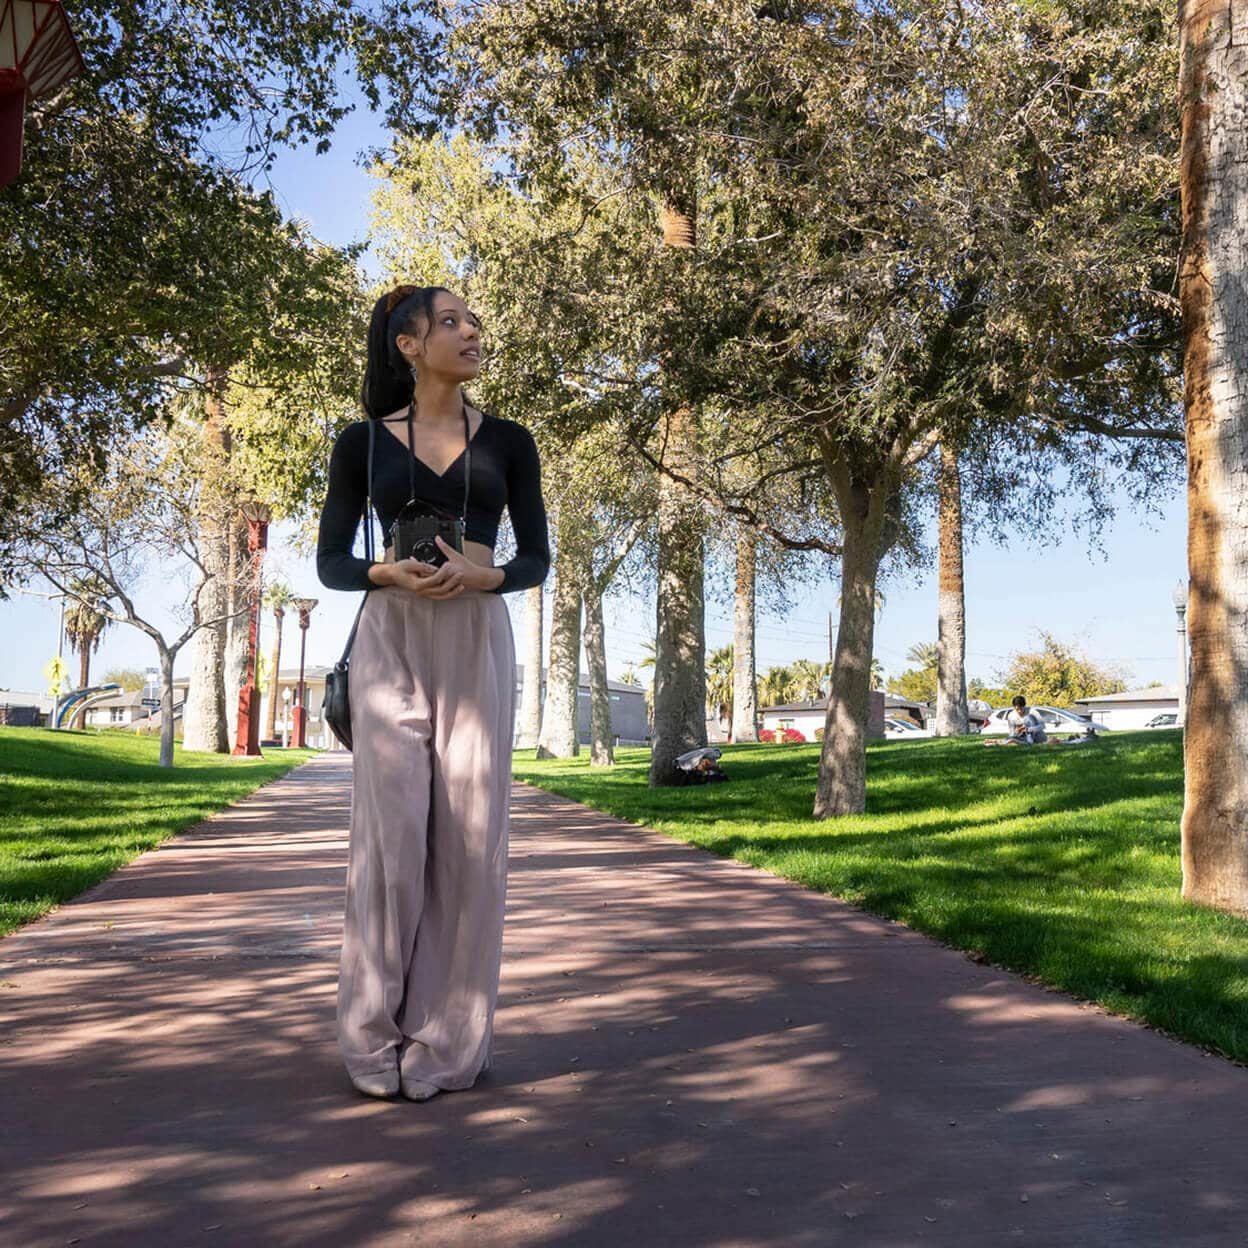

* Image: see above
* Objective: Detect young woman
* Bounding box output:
[316,284,550,1101]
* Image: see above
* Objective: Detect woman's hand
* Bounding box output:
[382,537,504,598]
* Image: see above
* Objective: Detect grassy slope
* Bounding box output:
[513,731,1248,1064]
[0,728,316,937]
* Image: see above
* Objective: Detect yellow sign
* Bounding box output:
[44,656,69,699]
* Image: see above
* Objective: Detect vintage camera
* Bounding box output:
[391,507,465,567]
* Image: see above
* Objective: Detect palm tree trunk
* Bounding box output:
[583,581,614,766]
[516,584,544,749]
[78,634,93,691]
[934,443,969,736]
[732,526,758,743]
[537,526,582,758]
[814,464,890,817]
[1180,0,1248,911]
[649,193,707,784]
[182,365,231,753]
[264,606,283,742]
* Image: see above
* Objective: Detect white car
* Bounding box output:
[980,705,1111,736]
[1144,712,1179,729]
[884,716,928,738]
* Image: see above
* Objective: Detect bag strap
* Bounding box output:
[335,418,376,665]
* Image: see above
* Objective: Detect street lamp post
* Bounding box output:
[290,597,318,748]
[1172,580,1189,728]
[281,686,292,749]
[232,501,271,757]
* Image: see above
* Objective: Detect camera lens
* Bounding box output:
[414,540,439,563]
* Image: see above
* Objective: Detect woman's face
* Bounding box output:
[398,293,483,381]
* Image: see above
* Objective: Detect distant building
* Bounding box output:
[1074,686,1180,730]
[760,691,887,741]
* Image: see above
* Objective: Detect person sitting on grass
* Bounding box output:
[1005,695,1047,745]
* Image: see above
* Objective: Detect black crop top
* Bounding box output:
[316,412,550,595]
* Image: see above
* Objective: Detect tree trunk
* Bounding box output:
[583,582,614,766]
[516,584,544,749]
[732,525,758,743]
[934,443,969,736]
[1179,0,1248,911]
[158,646,176,768]
[78,634,92,692]
[264,606,284,742]
[649,194,707,784]
[224,510,251,745]
[536,541,581,759]
[814,467,889,817]
[181,366,231,753]
[648,401,708,784]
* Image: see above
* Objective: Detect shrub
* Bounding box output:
[758,729,776,742]
[781,728,806,743]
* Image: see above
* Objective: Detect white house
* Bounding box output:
[1074,686,1180,730]
[760,692,889,741]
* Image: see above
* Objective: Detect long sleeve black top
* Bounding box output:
[316,412,550,595]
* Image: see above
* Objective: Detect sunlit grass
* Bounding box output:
[513,731,1248,1064]
[0,728,316,936]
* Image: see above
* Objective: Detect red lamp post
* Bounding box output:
[232,501,271,757]
[290,597,318,749]
[1,2,85,189]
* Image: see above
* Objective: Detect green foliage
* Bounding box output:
[101,668,146,692]
[997,631,1127,707]
[512,732,1248,1067]
[889,667,938,705]
[968,678,1011,707]
[0,728,314,936]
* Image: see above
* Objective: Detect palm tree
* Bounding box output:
[934,442,969,736]
[705,644,734,732]
[905,641,939,670]
[870,657,886,690]
[263,580,293,742]
[64,575,113,690]
[790,658,829,703]
[618,667,641,687]
[759,664,798,709]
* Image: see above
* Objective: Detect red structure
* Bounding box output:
[290,597,318,749]
[1,2,85,188]
[232,502,271,757]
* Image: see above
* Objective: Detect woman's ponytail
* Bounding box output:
[360,284,455,420]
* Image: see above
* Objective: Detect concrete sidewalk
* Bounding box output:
[1,752,1246,1246]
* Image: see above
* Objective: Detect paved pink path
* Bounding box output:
[2,752,1247,1245]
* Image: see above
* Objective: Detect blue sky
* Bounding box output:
[0,83,1189,700]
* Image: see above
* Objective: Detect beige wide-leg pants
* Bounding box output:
[337,585,516,1090]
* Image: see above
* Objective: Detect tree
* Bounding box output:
[102,668,146,692]
[732,527,759,742]
[433,0,1182,817]
[934,444,970,735]
[889,667,938,706]
[1178,0,1248,912]
[10,421,249,767]
[63,574,113,691]
[516,586,544,750]
[705,645,734,734]
[996,632,1126,708]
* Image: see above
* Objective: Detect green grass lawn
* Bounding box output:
[0,727,316,937]
[513,731,1248,1065]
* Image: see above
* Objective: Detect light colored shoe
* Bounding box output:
[351,1070,400,1099]
[401,1077,442,1102]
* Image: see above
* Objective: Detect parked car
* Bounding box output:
[980,705,1112,736]
[884,716,928,738]
[1144,712,1179,729]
